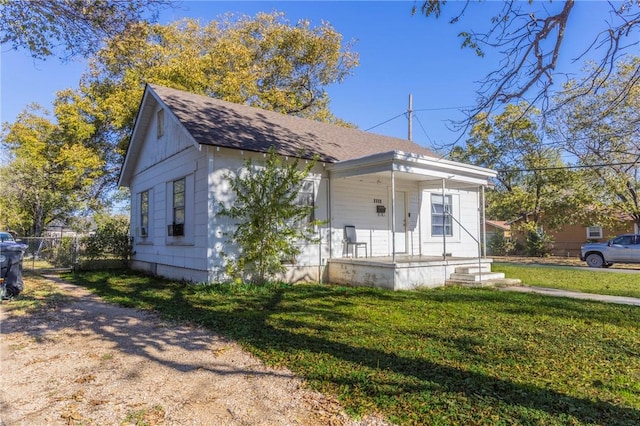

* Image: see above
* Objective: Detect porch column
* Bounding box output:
[391,169,396,262]
[481,185,487,258]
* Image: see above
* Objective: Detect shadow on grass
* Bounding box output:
[1,273,298,381]
[62,271,640,425]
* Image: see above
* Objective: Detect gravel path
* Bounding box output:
[0,276,390,426]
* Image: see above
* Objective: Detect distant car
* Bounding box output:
[0,232,15,242]
[580,234,640,267]
[0,232,27,250]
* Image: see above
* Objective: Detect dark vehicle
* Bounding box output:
[580,234,640,268]
[0,232,27,299]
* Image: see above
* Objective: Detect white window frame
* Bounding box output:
[173,177,185,225]
[431,194,453,237]
[586,226,603,239]
[140,190,149,238]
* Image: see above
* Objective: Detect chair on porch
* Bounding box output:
[344,225,367,258]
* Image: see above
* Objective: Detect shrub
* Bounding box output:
[525,230,554,257]
[83,215,132,266]
[51,236,78,267]
[487,233,516,256]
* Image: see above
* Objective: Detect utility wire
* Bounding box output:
[497,161,640,173]
[413,113,434,146]
[364,112,406,131]
[364,105,473,132]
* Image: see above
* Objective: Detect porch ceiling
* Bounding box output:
[327,150,496,186]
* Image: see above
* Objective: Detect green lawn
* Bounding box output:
[61,270,640,425]
[493,263,640,298]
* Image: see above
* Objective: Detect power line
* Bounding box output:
[364,112,406,131]
[497,161,640,173]
[413,113,434,146]
[364,105,473,132]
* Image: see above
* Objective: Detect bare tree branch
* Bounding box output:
[415,0,640,139]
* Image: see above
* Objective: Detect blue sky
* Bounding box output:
[0,1,623,151]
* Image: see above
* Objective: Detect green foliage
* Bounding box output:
[65,270,640,425]
[51,237,78,268]
[83,214,131,266]
[550,56,640,229]
[0,0,170,60]
[452,103,593,231]
[487,233,515,256]
[524,229,554,257]
[219,149,321,285]
[0,104,104,236]
[57,12,358,190]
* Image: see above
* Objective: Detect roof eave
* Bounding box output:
[328,150,497,185]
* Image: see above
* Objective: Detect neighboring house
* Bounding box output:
[118,84,501,290]
[485,220,511,241]
[508,214,638,257]
[484,220,511,255]
[551,221,638,257]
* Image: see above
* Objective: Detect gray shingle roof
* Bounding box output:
[150,84,436,163]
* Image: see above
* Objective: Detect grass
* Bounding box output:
[493,263,640,298]
[1,272,69,315]
[57,270,640,425]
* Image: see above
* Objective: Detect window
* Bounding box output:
[140,190,149,237]
[167,178,186,237]
[173,178,185,225]
[296,180,315,224]
[156,109,164,138]
[431,194,453,236]
[612,235,633,245]
[586,226,603,239]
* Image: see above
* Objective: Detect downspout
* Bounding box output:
[327,173,332,260]
[441,179,446,260]
[391,169,396,262]
[318,172,333,284]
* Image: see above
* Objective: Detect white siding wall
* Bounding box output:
[127,105,484,283]
[329,177,422,258]
[205,148,330,283]
[419,184,481,258]
[128,107,210,282]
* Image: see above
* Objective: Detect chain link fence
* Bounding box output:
[19,235,130,272]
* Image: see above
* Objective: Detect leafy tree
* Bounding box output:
[56,12,358,191]
[550,56,640,229]
[0,0,170,60]
[451,103,591,231]
[413,1,640,127]
[219,148,321,285]
[83,214,132,266]
[0,104,103,236]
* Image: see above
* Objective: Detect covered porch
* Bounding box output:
[324,150,502,289]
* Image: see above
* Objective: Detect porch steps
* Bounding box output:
[446,266,522,288]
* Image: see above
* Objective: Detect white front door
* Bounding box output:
[394,191,407,253]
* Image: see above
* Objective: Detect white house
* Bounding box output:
[119,84,509,290]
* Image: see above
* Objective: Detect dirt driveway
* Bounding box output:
[0,276,388,426]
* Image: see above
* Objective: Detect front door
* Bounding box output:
[394,191,407,253]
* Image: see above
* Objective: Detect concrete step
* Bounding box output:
[446,278,522,288]
[454,266,492,274]
[449,272,505,282]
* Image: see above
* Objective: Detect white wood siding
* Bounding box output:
[419,184,481,258]
[205,148,331,283]
[128,109,210,282]
[329,177,422,257]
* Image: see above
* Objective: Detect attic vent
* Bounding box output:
[157,109,165,138]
